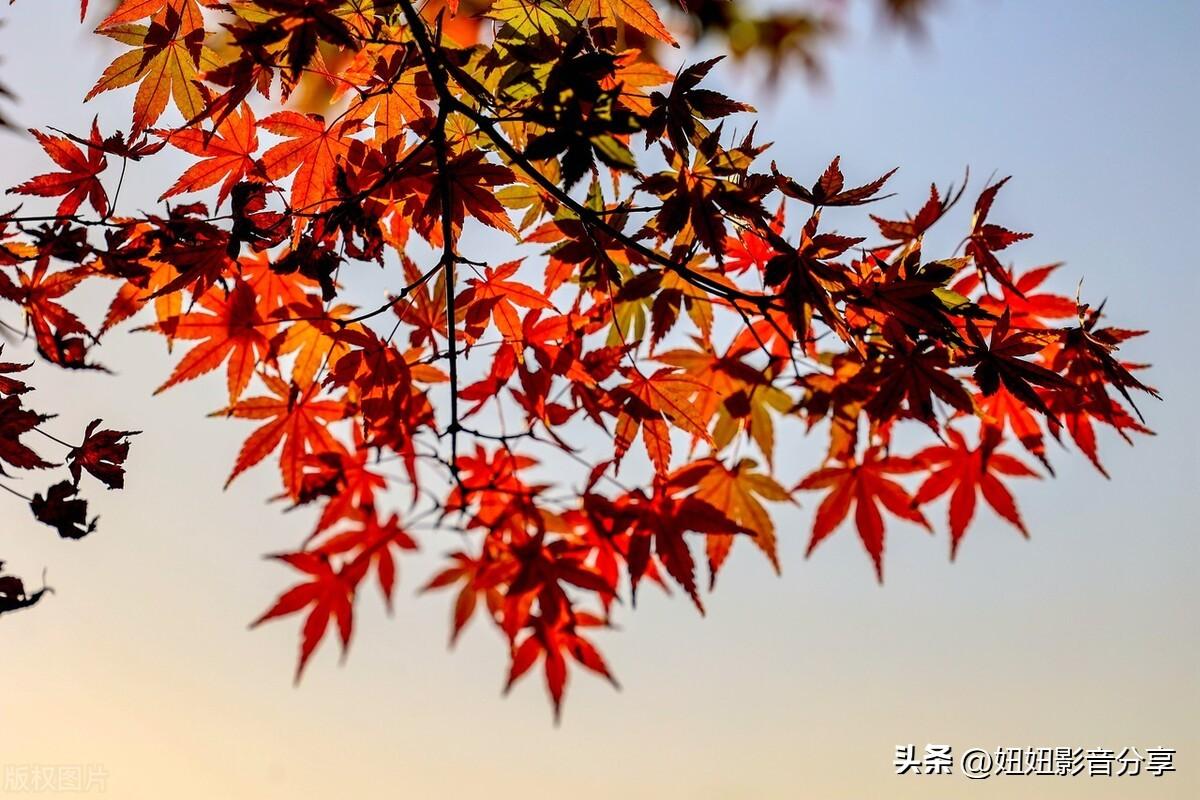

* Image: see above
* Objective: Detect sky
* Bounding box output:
[0,1,1197,798]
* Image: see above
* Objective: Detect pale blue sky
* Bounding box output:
[0,2,1196,798]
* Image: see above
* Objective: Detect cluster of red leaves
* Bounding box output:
[0,347,136,613]
[0,0,1156,719]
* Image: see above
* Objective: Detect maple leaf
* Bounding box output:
[31,480,97,539]
[774,156,896,208]
[268,237,341,301]
[0,563,51,617]
[246,0,359,80]
[0,353,32,396]
[393,254,449,348]
[913,426,1039,557]
[423,551,507,645]
[401,150,518,242]
[655,340,789,464]
[505,612,617,723]
[158,102,259,206]
[227,181,289,255]
[271,300,354,388]
[724,201,784,275]
[102,258,182,335]
[337,48,435,146]
[671,457,791,588]
[66,419,140,489]
[962,310,1071,416]
[613,367,713,474]
[797,447,929,581]
[1052,303,1161,421]
[216,374,345,499]
[298,435,387,535]
[449,445,548,534]
[140,202,238,299]
[604,49,673,117]
[964,176,1032,292]
[8,121,108,217]
[153,280,272,401]
[762,212,864,341]
[506,537,618,625]
[6,264,93,368]
[568,0,677,45]
[639,267,734,348]
[637,139,770,260]
[241,249,316,314]
[260,111,362,217]
[1042,384,1153,479]
[317,510,417,612]
[0,395,52,472]
[459,259,554,343]
[644,57,752,158]
[863,324,974,426]
[519,44,645,188]
[976,384,1050,470]
[616,480,744,610]
[253,551,363,682]
[870,175,966,242]
[86,3,217,133]
[843,248,970,335]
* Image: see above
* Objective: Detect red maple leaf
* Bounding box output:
[422,550,510,645]
[504,612,617,723]
[0,395,52,472]
[774,156,896,207]
[870,175,966,242]
[5,263,92,366]
[253,551,365,681]
[797,447,929,581]
[612,367,713,474]
[912,426,1039,557]
[459,259,554,343]
[612,479,743,611]
[964,177,1032,292]
[976,384,1050,470]
[154,280,272,401]
[9,121,109,217]
[316,509,417,611]
[66,419,140,489]
[216,373,346,498]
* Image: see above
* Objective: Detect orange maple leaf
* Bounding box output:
[671,457,792,586]
[613,367,713,474]
[154,280,272,401]
[86,2,217,132]
[216,373,346,498]
[260,111,363,217]
[568,0,678,46]
[459,259,555,343]
[158,102,259,206]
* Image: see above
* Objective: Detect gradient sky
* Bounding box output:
[0,1,1196,798]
